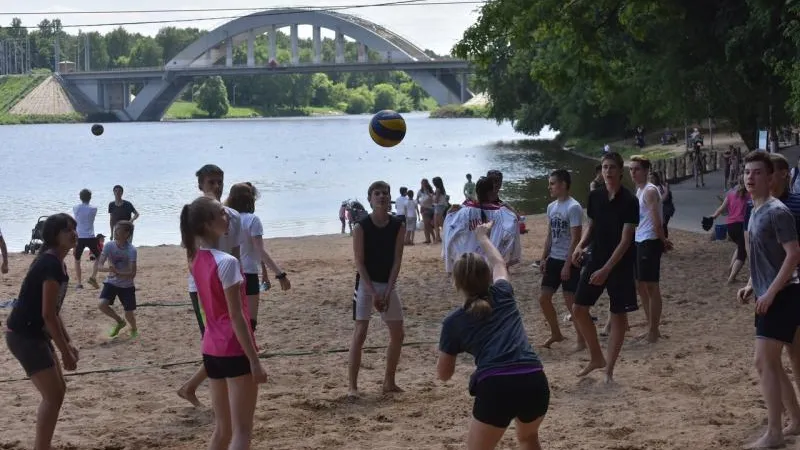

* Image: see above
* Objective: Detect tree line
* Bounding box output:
[454,0,800,149]
[0,18,443,115]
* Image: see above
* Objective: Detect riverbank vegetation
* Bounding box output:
[429,104,488,118]
[454,0,800,151]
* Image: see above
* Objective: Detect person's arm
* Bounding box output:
[352,225,377,296]
[645,188,667,243]
[385,222,407,294]
[95,248,111,272]
[224,282,259,362]
[253,235,284,275]
[130,204,140,222]
[437,353,457,381]
[540,219,552,262]
[475,222,508,282]
[43,280,70,355]
[436,317,459,381]
[711,196,729,219]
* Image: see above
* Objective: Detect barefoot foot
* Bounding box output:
[783,421,800,436]
[576,358,607,377]
[177,386,202,407]
[744,431,785,449]
[382,383,404,394]
[541,334,566,349]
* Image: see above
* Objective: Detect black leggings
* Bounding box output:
[663,214,672,239]
[727,222,747,262]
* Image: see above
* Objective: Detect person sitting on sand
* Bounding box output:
[5,214,80,450]
[348,180,406,399]
[437,221,549,450]
[737,151,800,449]
[571,152,639,383]
[538,169,585,350]
[180,196,267,450]
[96,221,139,339]
[178,164,242,407]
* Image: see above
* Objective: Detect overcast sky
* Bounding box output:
[0,0,483,55]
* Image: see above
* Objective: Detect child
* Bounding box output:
[404,190,418,245]
[437,221,549,449]
[5,213,80,450]
[72,188,100,289]
[180,196,267,449]
[96,221,138,338]
[225,182,291,331]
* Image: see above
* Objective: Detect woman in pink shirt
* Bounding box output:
[180,196,267,449]
[710,180,750,283]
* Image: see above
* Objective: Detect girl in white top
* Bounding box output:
[225,183,291,331]
[405,190,419,245]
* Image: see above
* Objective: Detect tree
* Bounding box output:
[106,27,134,66]
[129,38,163,67]
[155,27,203,62]
[196,76,230,118]
[372,83,398,112]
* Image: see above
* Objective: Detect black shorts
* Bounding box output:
[473,371,550,428]
[203,354,251,379]
[755,284,800,344]
[99,283,137,311]
[541,257,581,293]
[190,292,205,336]
[5,331,56,377]
[396,215,406,223]
[74,237,100,260]
[635,239,663,282]
[244,273,260,296]
[574,263,638,314]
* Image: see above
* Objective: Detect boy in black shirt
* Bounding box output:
[571,152,639,383]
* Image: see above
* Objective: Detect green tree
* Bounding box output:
[106,27,135,66]
[196,76,230,118]
[372,83,398,112]
[155,27,203,62]
[129,38,163,67]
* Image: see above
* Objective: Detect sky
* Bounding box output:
[0,0,484,55]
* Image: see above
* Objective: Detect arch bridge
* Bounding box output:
[58,9,473,122]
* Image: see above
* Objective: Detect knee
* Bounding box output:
[352,325,368,346]
[389,325,405,343]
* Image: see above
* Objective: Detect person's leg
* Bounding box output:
[562,291,585,351]
[538,288,564,348]
[778,354,800,435]
[348,320,369,397]
[87,239,101,288]
[515,417,545,450]
[73,243,83,287]
[227,374,259,450]
[383,320,405,393]
[637,281,650,331]
[121,288,138,335]
[605,313,628,383]
[643,282,662,342]
[467,419,507,450]
[30,362,66,450]
[178,292,206,407]
[788,329,800,414]
[573,271,606,376]
[208,378,233,450]
[746,338,787,449]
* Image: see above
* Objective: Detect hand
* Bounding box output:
[663,239,674,252]
[251,361,268,384]
[61,347,78,371]
[475,221,494,239]
[1,260,7,274]
[755,292,775,315]
[381,288,393,312]
[560,263,571,281]
[571,248,587,268]
[738,285,753,304]
[589,266,610,286]
[278,277,291,291]
[539,261,546,275]
[371,291,386,313]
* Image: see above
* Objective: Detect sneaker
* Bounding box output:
[129,329,139,339]
[87,277,99,289]
[75,284,84,290]
[109,321,127,338]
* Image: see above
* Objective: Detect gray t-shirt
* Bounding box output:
[102,241,137,288]
[546,197,583,261]
[748,198,800,297]
[439,279,542,393]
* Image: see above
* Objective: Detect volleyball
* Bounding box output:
[369,110,406,147]
[91,124,104,136]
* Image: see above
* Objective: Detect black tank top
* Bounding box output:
[359,215,402,283]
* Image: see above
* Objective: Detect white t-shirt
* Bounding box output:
[405,199,418,218]
[188,206,242,292]
[442,205,521,273]
[239,212,264,274]
[395,196,408,216]
[546,197,583,261]
[72,203,97,238]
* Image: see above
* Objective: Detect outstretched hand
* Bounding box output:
[475,221,494,239]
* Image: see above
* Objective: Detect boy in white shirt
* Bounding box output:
[73,189,100,289]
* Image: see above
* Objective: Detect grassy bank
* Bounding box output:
[563,137,678,161]
[0,74,48,113]
[0,113,84,125]
[429,104,489,118]
[164,101,347,120]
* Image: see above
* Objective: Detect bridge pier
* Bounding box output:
[225,38,233,67]
[460,73,468,104]
[247,31,255,67]
[269,25,277,62]
[313,26,321,64]
[335,30,344,63]
[358,43,367,63]
[290,24,299,65]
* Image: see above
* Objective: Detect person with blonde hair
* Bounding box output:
[438,221,549,450]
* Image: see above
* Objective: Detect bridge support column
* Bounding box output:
[313,26,321,64]
[290,24,299,65]
[247,31,255,67]
[358,43,367,63]
[335,30,344,64]
[460,73,468,103]
[269,25,277,62]
[225,38,233,67]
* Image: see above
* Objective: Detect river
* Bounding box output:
[0,113,597,251]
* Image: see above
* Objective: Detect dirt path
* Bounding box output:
[9,76,76,116]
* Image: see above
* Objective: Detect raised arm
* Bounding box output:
[475,221,508,282]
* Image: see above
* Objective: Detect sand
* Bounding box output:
[0,215,787,449]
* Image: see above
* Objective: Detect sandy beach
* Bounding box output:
[0,215,786,449]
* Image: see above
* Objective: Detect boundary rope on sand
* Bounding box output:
[0,341,438,383]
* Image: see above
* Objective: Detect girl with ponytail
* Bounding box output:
[437,221,550,449]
